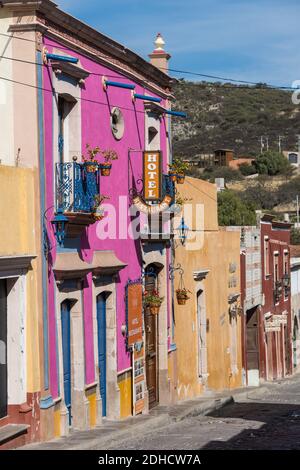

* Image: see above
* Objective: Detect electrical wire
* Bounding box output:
[0,31,297,91]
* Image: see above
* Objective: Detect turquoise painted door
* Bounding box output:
[97,294,107,417]
[0,280,7,419]
[61,301,72,425]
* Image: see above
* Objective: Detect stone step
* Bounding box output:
[0,424,29,445]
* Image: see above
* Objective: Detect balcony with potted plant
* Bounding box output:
[55,144,101,239]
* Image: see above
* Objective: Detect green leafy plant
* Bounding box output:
[102,149,118,163]
[144,290,164,306]
[82,144,101,162]
[176,288,190,300]
[168,158,190,175]
[175,193,192,207]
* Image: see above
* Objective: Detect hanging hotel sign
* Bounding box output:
[126,281,143,349]
[132,194,172,214]
[143,151,162,202]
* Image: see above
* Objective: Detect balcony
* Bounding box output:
[56,162,100,237]
[139,174,176,243]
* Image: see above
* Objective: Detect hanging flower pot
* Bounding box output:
[176,173,185,184]
[168,172,177,183]
[149,304,161,315]
[92,206,105,221]
[100,149,118,176]
[144,290,164,316]
[176,288,190,306]
[100,163,112,176]
[84,161,99,173]
[92,194,110,221]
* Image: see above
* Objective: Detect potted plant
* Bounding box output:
[144,290,164,315]
[100,149,118,176]
[172,193,192,214]
[176,288,190,305]
[92,194,110,221]
[82,144,100,173]
[168,158,190,184]
[168,162,178,183]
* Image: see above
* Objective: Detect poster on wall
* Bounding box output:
[133,348,145,415]
[126,280,145,415]
[127,281,143,349]
[143,151,162,202]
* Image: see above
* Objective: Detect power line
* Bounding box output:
[0,31,297,91]
[0,74,161,116]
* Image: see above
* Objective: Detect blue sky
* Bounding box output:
[58,0,300,86]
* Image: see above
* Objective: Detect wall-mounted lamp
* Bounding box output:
[51,208,69,247]
[176,217,189,246]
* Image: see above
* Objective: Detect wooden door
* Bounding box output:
[0,280,7,419]
[145,269,158,409]
[61,301,72,426]
[97,294,107,417]
[145,309,158,408]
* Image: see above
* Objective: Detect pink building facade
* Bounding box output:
[1,0,178,443]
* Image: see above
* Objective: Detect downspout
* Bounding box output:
[37,49,50,391]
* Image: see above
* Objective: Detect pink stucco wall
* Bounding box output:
[42,38,169,397]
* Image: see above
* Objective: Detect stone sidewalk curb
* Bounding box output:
[21,396,234,450]
[21,375,300,450]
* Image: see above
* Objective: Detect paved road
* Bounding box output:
[108,378,300,450]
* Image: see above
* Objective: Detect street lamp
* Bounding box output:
[176,217,189,246]
[51,208,69,247]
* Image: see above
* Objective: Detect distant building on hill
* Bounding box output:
[283,151,300,167]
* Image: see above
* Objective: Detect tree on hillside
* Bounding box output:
[241,176,278,210]
[239,162,257,176]
[254,151,293,176]
[218,189,257,226]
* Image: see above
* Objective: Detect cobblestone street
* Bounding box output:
[107,376,300,451]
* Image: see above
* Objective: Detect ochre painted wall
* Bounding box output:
[118,371,133,419]
[0,165,41,394]
[173,177,242,401]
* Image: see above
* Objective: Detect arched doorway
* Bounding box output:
[96,292,110,417]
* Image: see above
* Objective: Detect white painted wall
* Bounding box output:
[7,276,27,405]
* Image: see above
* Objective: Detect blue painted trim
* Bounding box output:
[105,80,135,90]
[164,109,187,118]
[169,343,177,352]
[39,395,55,410]
[134,93,162,103]
[46,53,78,64]
[37,50,50,390]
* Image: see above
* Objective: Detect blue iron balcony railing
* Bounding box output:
[56,162,100,213]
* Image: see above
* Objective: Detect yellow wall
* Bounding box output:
[118,371,132,419]
[174,177,242,401]
[0,165,41,393]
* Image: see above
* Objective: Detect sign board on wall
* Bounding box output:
[127,282,143,348]
[143,151,162,202]
[133,348,145,415]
